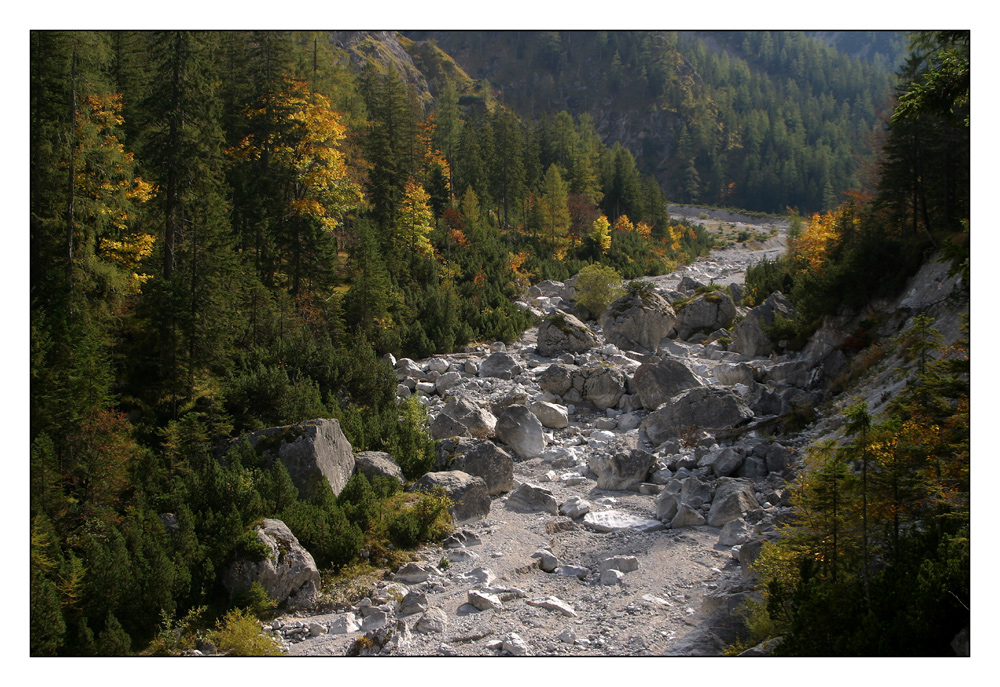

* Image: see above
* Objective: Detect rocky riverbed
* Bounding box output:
[251,214,965,658]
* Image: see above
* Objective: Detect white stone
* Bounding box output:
[558,496,591,519]
[600,568,625,585]
[414,607,448,634]
[526,596,578,617]
[599,555,640,574]
[502,633,530,656]
[582,510,665,533]
[329,613,360,634]
[468,589,503,611]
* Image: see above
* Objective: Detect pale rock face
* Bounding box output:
[599,289,678,353]
[718,518,752,547]
[409,471,491,523]
[582,365,627,411]
[502,632,531,656]
[582,510,666,533]
[354,450,405,485]
[731,291,796,358]
[670,503,707,529]
[430,396,497,441]
[393,561,443,584]
[528,400,570,429]
[599,555,640,574]
[495,405,547,459]
[443,439,515,496]
[697,446,745,478]
[526,596,578,617]
[674,291,737,339]
[505,482,558,514]
[587,446,657,491]
[414,607,448,634]
[239,418,355,499]
[559,495,592,519]
[479,351,524,380]
[600,568,625,585]
[222,518,321,609]
[329,613,360,634]
[467,589,503,611]
[706,478,760,528]
[536,313,599,357]
[641,387,754,445]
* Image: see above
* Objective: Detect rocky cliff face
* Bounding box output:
[328,31,434,110]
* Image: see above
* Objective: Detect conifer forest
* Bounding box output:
[28,29,970,658]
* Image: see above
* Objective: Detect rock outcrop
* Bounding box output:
[239,418,355,498]
[641,387,754,445]
[633,357,704,410]
[731,291,796,358]
[223,519,320,609]
[409,471,491,522]
[599,288,677,353]
[437,438,515,496]
[536,313,599,357]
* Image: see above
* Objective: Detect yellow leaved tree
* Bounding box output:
[272,78,364,232]
[398,177,435,259]
[71,92,156,296]
[591,215,612,254]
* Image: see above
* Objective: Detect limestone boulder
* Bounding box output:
[655,476,712,523]
[409,471,490,523]
[441,439,515,496]
[528,400,569,429]
[670,503,707,529]
[429,396,497,441]
[434,371,464,396]
[354,451,405,485]
[714,362,756,387]
[674,291,737,339]
[582,510,665,533]
[239,418,355,498]
[223,519,320,609]
[706,478,760,527]
[587,447,657,491]
[536,313,599,357]
[495,404,547,459]
[731,291,796,358]
[414,607,448,634]
[478,351,524,380]
[505,482,558,514]
[633,357,704,410]
[641,387,754,445]
[697,446,745,478]
[537,364,575,396]
[581,364,627,410]
[599,288,678,353]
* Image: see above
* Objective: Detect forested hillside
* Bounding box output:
[28,29,969,657]
[405,30,897,213]
[28,29,713,655]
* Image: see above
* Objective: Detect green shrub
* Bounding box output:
[231,581,277,620]
[574,264,625,317]
[233,527,271,562]
[145,606,206,656]
[209,608,282,656]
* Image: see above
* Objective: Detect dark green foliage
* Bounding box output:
[279,483,364,571]
[32,30,950,656]
[97,612,133,656]
[30,571,66,656]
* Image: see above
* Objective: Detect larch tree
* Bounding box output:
[536,163,571,259]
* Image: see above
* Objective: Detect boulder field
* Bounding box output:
[226,220,966,657]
